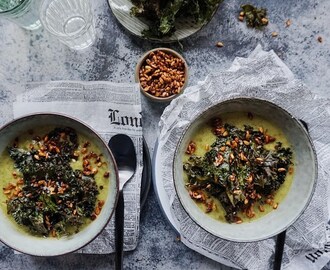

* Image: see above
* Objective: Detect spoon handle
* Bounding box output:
[115,190,124,270]
[273,230,286,270]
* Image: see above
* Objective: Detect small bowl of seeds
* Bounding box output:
[135,48,188,102]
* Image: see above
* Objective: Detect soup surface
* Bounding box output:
[183,112,294,223]
[0,126,110,237]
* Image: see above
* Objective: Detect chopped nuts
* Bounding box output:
[139,50,186,99]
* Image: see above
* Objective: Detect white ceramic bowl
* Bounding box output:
[173,97,317,242]
[0,113,119,256]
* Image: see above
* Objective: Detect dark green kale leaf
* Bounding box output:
[131,0,223,38]
[183,120,293,223]
[6,128,100,237]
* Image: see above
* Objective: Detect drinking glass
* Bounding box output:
[0,0,41,30]
[39,0,96,50]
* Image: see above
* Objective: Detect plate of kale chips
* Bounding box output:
[107,0,223,42]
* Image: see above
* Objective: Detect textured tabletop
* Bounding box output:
[0,0,329,269]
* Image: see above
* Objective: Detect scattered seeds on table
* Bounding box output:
[272,31,278,37]
[285,19,292,27]
[216,42,224,47]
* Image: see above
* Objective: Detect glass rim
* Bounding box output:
[0,0,29,14]
[39,0,94,39]
[41,17,95,39]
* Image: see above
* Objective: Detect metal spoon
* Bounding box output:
[108,134,137,270]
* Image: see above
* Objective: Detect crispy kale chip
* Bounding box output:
[6,128,99,237]
[131,0,223,38]
[240,4,268,29]
[183,119,293,223]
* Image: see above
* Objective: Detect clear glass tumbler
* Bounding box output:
[0,0,41,30]
[39,0,96,50]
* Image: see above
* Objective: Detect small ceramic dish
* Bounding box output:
[0,113,119,256]
[135,47,188,102]
[173,97,317,242]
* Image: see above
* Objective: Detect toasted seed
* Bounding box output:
[285,19,292,27]
[229,175,236,181]
[205,144,210,151]
[98,200,105,207]
[245,130,251,140]
[255,138,261,144]
[17,178,24,185]
[288,167,294,174]
[259,205,265,212]
[261,18,269,25]
[186,141,196,155]
[246,175,253,183]
[220,146,226,152]
[97,162,103,167]
[231,140,238,148]
[273,203,278,209]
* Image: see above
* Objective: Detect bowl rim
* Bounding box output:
[135,47,189,102]
[0,112,119,256]
[172,96,318,242]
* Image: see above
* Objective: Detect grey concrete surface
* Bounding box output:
[0,0,329,269]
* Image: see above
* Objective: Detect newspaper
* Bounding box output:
[157,45,330,270]
[0,81,143,254]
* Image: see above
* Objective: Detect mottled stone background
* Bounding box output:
[0,0,329,269]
